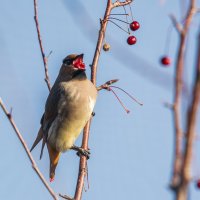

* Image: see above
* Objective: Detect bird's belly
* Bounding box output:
[48,94,96,152]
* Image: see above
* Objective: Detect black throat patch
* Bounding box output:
[72,70,87,80]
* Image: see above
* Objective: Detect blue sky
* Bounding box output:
[0,0,200,199]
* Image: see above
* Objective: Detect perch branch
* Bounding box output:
[0,98,58,200]
[73,1,133,200]
[170,0,197,191]
[34,0,51,91]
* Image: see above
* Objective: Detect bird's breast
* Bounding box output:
[48,79,97,152]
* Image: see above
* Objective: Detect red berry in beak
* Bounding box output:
[130,21,140,31]
[160,56,171,66]
[73,54,85,70]
[127,36,137,45]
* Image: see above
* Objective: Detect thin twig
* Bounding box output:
[169,14,183,33]
[97,80,143,113]
[59,194,74,200]
[74,1,133,200]
[112,0,133,8]
[97,79,119,91]
[0,98,58,200]
[33,0,51,91]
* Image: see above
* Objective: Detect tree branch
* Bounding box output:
[170,0,197,193]
[34,0,51,91]
[73,1,133,200]
[176,27,200,200]
[169,14,183,33]
[112,0,133,8]
[0,98,58,200]
[96,79,119,91]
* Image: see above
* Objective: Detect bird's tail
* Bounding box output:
[47,143,61,182]
[30,127,46,159]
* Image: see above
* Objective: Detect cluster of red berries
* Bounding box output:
[127,21,140,45]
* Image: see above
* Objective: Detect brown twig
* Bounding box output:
[73,1,133,200]
[112,0,133,8]
[176,27,200,200]
[170,0,197,192]
[33,0,51,91]
[169,14,183,33]
[59,194,74,200]
[96,79,119,91]
[171,0,196,200]
[0,98,58,200]
[97,79,142,113]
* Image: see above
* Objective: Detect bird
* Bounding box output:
[30,54,97,182]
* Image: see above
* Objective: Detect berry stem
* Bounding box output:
[109,87,130,113]
[164,25,173,55]
[110,86,143,106]
[109,17,130,24]
[128,4,134,21]
[123,5,130,34]
[109,13,129,16]
[108,20,130,34]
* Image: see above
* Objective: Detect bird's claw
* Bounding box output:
[77,149,90,159]
[71,145,90,159]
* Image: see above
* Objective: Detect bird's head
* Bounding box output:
[62,54,85,71]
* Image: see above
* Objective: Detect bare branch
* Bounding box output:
[169,14,183,33]
[33,0,51,91]
[170,0,197,193]
[73,0,134,199]
[59,194,74,200]
[0,98,58,200]
[97,79,119,91]
[176,28,200,199]
[112,0,133,8]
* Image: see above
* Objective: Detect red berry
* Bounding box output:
[127,36,137,45]
[197,180,200,189]
[130,21,140,31]
[161,56,171,66]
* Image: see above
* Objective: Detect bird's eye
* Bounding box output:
[63,59,72,65]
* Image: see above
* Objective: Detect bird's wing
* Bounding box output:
[30,83,65,158]
[42,83,65,136]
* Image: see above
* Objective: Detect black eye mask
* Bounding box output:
[63,58,73,65]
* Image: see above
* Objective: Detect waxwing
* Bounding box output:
[30,54,97,181]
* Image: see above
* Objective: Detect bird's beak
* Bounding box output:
[77,54,84,59]
[73,54,85,70]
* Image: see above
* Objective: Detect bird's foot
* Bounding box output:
[71,145,90,159]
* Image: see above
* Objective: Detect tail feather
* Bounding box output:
[47,143,61,181]
[30,127,43,152]
[40,137,46,160]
